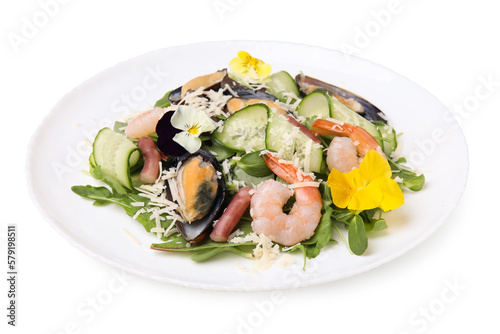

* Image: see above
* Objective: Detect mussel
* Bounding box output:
[165,150,225,242]
[295,74,388,123]
[220,75,278,100]
[168,69,227,104]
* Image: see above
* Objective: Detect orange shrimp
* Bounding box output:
[250,153,322,246]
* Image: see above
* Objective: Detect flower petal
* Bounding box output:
[191,108,216,133]
[170,105,193,131]
[229,51,271,81]
[255,63,272,79]
[173,132,201,154]
[171,105,215,135]
[237,51,252,61]
[358,150,392,184]
[229,57,248,77]
[327,168,355,208]
[155,110,186,156]
[348,179,383,211]
[374,177,405,211]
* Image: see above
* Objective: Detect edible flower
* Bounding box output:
[229,51,272,81]
[170,105,216,153]
[327,150,404,211]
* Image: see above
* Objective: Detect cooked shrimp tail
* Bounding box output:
[262,153,313,184]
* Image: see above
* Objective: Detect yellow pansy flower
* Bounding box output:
[327,150,404,211]
[229,51,272,80]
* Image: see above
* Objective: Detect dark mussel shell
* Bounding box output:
[167,86,182,104]
[295,74,388,123]
[165,150,226,242]
[221,75,278,100]
[168,69,227,105]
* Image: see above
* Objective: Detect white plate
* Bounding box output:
[27,41,468,291]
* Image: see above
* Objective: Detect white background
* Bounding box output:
[1,0,498,333]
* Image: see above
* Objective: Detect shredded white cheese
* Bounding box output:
[122,229,141,245]
[288,181,321,189]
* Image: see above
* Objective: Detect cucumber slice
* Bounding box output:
[373,121,398,156]
[213,104,269,152]
[264,71,301,103]
[296,91,332,120]
[265,110,296,160]
[266,110,323,173]
[329,95,383,146]
[92,128,141,190]
[294,131,323,174]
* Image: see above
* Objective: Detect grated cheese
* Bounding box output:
[122,229,141,245]
[288,181,321,189]
[230,233,280,271]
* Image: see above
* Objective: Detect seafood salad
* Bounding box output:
[72,51,425,269]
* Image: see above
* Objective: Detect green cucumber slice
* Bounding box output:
[265,110,296,160]
[373,121,398,156]
[294,131,323,173]
[92,128,141,190]
[213,104,269,152]
[266,110,323,173]
[296,91,332,120]
[264,71,301,103]
[329,95,382,146]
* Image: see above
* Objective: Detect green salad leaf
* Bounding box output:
[389,157,425,191]
[348,215,368,256]
[154,90,172,108]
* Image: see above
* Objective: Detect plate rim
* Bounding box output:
[26,40,469,291]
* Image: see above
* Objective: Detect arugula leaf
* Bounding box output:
[113,121,127,135]
[154,90,172,108]
[348,215,368,255]
[150,219,257,261]
[282,244,308,269]
[71,185,130,207]
[71,183,171,235]
[189,247,254,262]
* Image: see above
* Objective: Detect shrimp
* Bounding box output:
[125,107,169,139]
[311,118,385,173]
[250,153,322,246]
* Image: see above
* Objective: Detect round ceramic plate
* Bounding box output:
[27,41,468,291]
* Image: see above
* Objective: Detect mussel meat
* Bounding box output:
[295,74,388,123]
[168,69,227,104]
[165,150,225,242]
